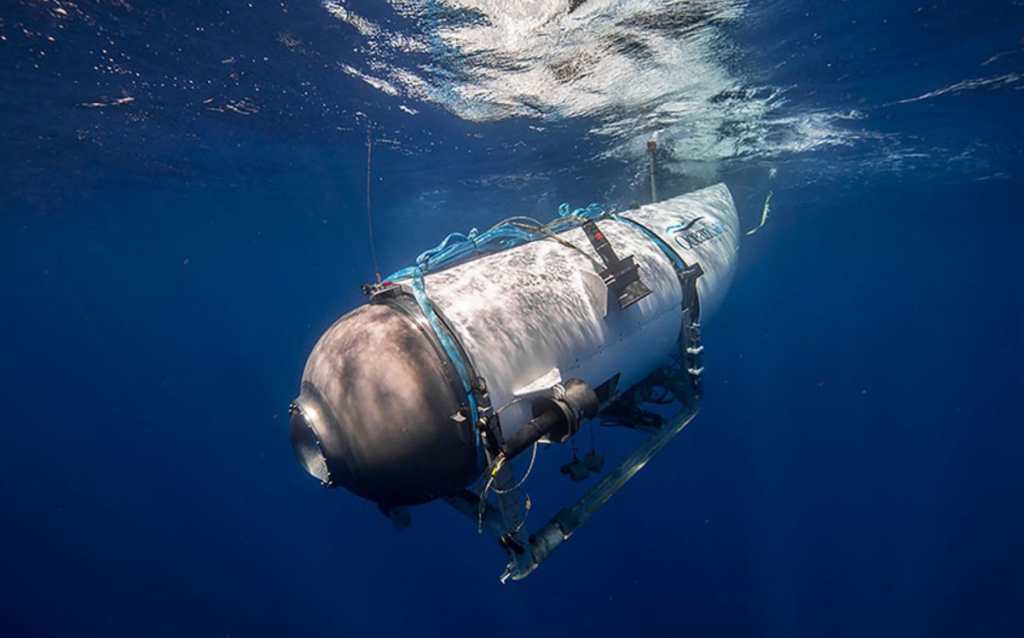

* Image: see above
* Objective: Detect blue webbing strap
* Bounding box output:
[386,203,605,455]
[387,204,604,282]
[613,214,704,398]
[613,214,689,273]
[408,269,482,457]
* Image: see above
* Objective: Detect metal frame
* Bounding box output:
[446,306,702,582]
[447,390,698,582]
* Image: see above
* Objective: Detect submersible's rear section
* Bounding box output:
[290,184,740,549]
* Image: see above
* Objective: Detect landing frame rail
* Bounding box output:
[447,389,700,582]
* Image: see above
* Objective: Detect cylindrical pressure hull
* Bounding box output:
[420,183,739,439]
[292,183,739,506]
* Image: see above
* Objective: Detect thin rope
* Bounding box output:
[366,128,382,283]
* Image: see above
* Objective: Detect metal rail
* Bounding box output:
[502,402,698,581]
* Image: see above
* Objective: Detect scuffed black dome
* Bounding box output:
[290,300,480,507]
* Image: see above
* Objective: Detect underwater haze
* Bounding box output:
[3,1,1023,636]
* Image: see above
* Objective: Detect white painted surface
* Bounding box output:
[415,183,739,438]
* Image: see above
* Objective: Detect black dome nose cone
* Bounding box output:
[291,301,481,506]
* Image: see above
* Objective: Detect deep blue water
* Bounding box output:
[3,1,1023,636]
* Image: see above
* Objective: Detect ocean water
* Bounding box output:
[3,1,1022,636]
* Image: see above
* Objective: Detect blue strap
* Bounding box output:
[615,215,703,377]
[385,203,605,282]
[385,202,606,455]
[614,215,689,273]
[409,268,482,457]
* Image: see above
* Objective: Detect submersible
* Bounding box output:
[290,183,739,580]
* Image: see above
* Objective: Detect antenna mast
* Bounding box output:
[646,138,658,203]
[366,127,382,284]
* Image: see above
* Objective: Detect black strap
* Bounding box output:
[369,283,503,462]
[581,219,620,267]
[580,220,652,309]
[678,264,704,400]
[612,215,704,400]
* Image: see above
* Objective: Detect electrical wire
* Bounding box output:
[476,443,540,532]
[491,443,539,494]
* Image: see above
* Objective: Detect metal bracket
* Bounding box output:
[581,219,652,309]
[502,401,699,582]
[444,370,700,583]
